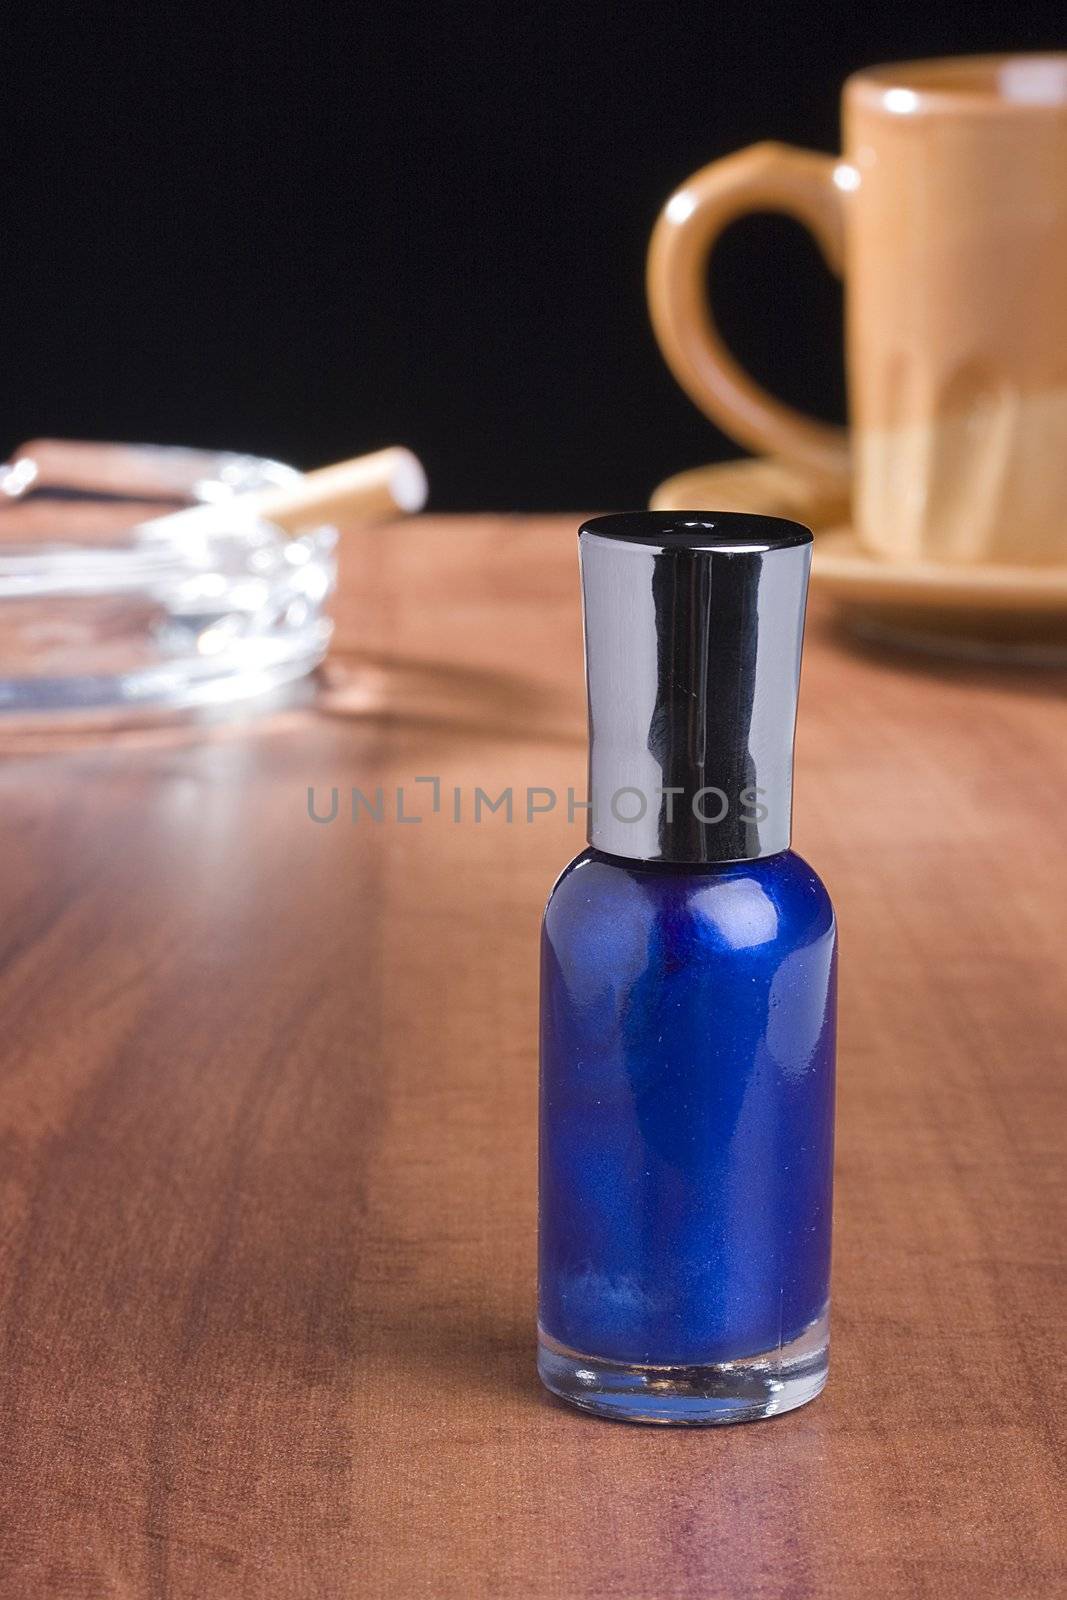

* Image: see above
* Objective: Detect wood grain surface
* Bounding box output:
[0,513,1064,1599]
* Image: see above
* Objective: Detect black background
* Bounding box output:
[4,5,1064,509]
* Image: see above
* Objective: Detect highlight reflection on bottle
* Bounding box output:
[538,512,836,1425]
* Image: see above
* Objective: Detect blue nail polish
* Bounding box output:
[538,513,836,1424]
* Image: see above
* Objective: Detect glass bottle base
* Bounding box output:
[537,1307,829,1426]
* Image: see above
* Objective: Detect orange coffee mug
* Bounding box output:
[648,55,1067,565]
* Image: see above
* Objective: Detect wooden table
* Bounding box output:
[1,515,1064,1599]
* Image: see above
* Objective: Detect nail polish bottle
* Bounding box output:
[538,512,836,1424]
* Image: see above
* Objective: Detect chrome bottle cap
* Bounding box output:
[579,511,813,864]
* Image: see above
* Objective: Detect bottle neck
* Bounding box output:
[584,843,794,877]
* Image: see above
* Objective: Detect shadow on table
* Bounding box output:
[820,613,1067,701]
[365,1303,547,1413]
[316,650,584,745]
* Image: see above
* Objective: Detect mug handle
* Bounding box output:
[647,142,850,484]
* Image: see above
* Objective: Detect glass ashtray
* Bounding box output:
[0,440,336,723]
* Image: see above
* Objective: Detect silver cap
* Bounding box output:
[580,512,812,864]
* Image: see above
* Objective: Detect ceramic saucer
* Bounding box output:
[650,458,849,527]
[651,459,1067,660]
[814,526,1067,661]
